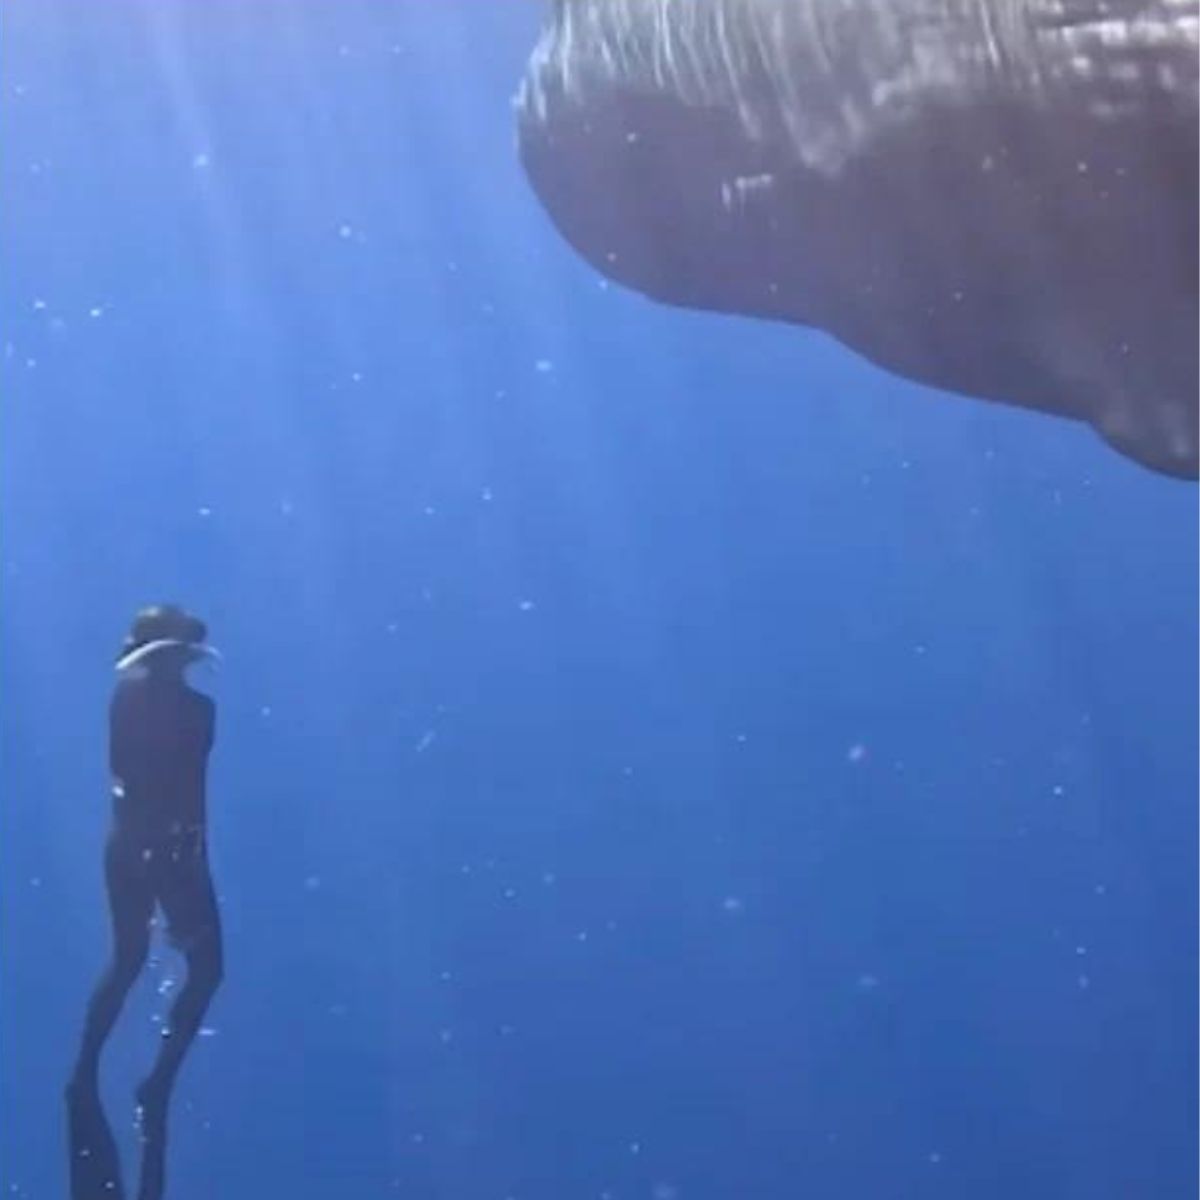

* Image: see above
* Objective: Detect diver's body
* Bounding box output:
[68,606,223,1200]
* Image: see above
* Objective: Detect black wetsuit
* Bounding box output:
[107,672,219,951]
[69,668,222,1200]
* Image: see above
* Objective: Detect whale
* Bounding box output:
[516,0,1198,478]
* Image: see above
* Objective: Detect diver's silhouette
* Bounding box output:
[67,606,223,1200]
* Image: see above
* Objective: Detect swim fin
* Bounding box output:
[66,1079,126,1200]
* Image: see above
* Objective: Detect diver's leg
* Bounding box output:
[137,922,222,1103]
[67,838,150,1200]
[70,839,152,1088]
[135,860,222,1200]
[138,852,223,1104]
[135,931,222,1200]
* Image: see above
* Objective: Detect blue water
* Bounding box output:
[1,4,1196,1198]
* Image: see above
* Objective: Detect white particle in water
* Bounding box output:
[928,1151,942,1165]
[32,298,46,311]
[438,1028,453,1044]
[197,506,212,517]
[481,487,493,502]
[846,743,867,763]
[721,895,744,914]
[88,306,104,319]
[304,875,321,891]
[192,152,211,170]
[518,599,536,612]
[1078,974,1091,990]
[198,1026,218,1038]
[337,224,354,239]
[534,359,553,373]
[542,872,556,886]
[1094,883,1107,896]
[857,973,880,991]
[1075,945,1087,956]
[415,730,436,753]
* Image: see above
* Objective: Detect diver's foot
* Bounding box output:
[66,1078,125,1200]
[133,1085,168,1200]
[133,1075,173,1200]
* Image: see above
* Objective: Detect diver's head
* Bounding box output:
[116,604,216,676]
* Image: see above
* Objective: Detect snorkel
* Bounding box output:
[114,639,222,675]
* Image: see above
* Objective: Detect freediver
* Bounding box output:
[66,605,223,1200]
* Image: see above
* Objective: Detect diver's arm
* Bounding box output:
[108,690,130,793]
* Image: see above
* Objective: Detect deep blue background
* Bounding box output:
[1,3,1195,1198]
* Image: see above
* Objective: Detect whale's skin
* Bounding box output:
[516,0,1198,478]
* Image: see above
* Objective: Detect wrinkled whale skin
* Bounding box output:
[517,1,1198,478]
